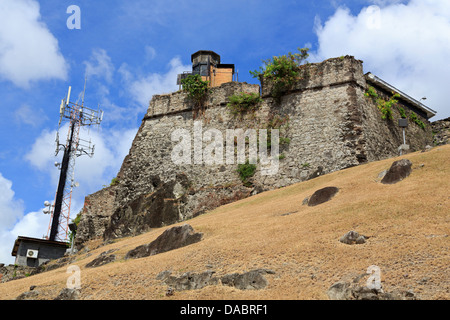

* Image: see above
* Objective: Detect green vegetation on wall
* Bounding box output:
[250,47,309,101]
[365,86,426,129]
[398,106,407,118]
[237,160,257,187]
[227,92,262,116]
[364,86,399,120]
[68,211,82,245]
[409,111,426,129]
[181,74,209,118]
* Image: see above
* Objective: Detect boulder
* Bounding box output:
[125,224,203,260]
[327,281,416,300]
[307,186,339,207]
[85,250,117,268]
[339,231,367,245]
[54,288,81,300]
[157,269,275,291]
[220,269,275,290]
[163,270,219,291]
[381,159,412,184]
[15,290,40,300]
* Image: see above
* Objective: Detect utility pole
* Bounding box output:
[45,84,103,242]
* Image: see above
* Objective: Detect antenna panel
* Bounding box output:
[66,86,72,105]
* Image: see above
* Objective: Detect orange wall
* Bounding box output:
[201,66,233,87]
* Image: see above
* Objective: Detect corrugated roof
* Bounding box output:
[365,72,436,119]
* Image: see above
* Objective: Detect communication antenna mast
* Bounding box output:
[45,83,103,242]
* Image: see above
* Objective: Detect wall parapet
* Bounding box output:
[146,81,260,120]
[260,55,366,98]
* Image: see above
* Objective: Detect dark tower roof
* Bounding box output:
[191,50,221,64]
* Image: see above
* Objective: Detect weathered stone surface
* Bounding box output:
[1,264,36,283]
[15,290,40,300]
[54,288,81,300]
[431,117,450,146]
[75,185,118,250]
[124,224,203,260]
[158,269,275,291]
[381,159,412,184]
[339,231,367,245]
[103,174,190,241]
[307,187,339,207]
[163,270,219,291]
[85,250,117,268]
[221,269,275,290]
[327,281,417,300]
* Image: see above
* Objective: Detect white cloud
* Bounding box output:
[25,128,57,173]
[9,209,49,241]
[0,173,24,230]
[311,0,450,120]
[0,171,85,264]
[0,209,50,266]
[0,0,68,88]
[25,124,137,198]
[84,48,115,83]
[14,104,49,127]
[0,176,46,264]
[144,46,157,62]
[121,57,191,109]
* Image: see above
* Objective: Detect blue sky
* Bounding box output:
[0,0,449,264]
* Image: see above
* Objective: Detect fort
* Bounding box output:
[74,51,437,248]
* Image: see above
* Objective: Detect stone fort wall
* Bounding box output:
[75,56,433,246]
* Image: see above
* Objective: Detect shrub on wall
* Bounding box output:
[181,74,209,118]
[377,92,400,120]
[250,47,309,101]
[365,86,399,121]
[410,111,426,129]
[237,161,257,187]
[227,92,262,116]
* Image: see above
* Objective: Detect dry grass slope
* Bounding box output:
[1,145,449,300]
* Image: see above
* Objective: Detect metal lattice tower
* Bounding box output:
[45,85,103,242]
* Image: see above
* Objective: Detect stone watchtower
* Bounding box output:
[178,50,236,88]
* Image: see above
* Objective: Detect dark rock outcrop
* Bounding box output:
[85,249,117,268]
[15,290,40,300]
[327,281,416,300]
[54,288,81,300]
[163,270,219,291]
[158,269,275,292]
[307,186,339,207]
[221,269,275,290]
[104,174,191,241]
[431,117,450,146]
[124,224,203,260]
[381,159,412,184]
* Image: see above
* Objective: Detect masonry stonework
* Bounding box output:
[74,185,117,248]
[75,56,433,247]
